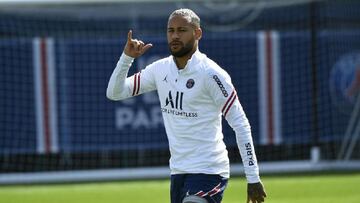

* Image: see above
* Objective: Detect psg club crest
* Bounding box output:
[186,79,195,89]
[329,52,360,114]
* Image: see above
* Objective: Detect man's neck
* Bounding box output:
[174,56,190,69]
[174,48,197,69]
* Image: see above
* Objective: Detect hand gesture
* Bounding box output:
[124,30,153,58]
[247,182,267,203]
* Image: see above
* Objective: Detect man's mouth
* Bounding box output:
[170,42,182,48]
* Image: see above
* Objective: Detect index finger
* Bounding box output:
[127,30,133,42]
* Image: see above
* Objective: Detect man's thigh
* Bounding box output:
[171,174,228,203]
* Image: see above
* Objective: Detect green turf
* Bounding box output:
[0,173,359,203]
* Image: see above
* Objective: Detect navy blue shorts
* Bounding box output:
[170,174,228,203]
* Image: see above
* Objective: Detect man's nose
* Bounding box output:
[171,31,180,40]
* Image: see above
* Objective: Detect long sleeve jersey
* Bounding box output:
[107,50,260,183]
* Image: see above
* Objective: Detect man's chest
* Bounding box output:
[156,71,209,111]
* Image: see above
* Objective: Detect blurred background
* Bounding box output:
[0,0,360,186]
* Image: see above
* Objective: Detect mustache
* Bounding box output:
[169,41,183,46]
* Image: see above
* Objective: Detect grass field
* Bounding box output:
[0,173,359,203]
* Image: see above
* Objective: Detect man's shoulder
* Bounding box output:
[199,56,230,79]
[143,55,172,74]
[150,55,172,67]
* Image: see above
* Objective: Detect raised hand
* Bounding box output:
[247,182,267,203]
[124,30,153,58]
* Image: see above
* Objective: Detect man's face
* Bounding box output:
[167,15,199,57]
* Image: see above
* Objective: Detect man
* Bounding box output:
[107,8,266,203]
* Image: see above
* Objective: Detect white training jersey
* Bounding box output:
[107,50,260,183]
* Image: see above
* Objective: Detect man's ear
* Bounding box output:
[195,27,202,40]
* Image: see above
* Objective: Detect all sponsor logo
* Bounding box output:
[162,91,198,117]
[165,91,184,110]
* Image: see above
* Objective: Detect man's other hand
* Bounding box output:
[247,182,267,203]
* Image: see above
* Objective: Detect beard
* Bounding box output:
[169,39,195,57]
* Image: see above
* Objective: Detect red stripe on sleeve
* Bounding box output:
[136,72,140,95]
[132,73,138,96]
[221,90,235,113]
[223,94,237,117]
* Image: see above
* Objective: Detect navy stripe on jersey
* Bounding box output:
[222,89,237,117]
